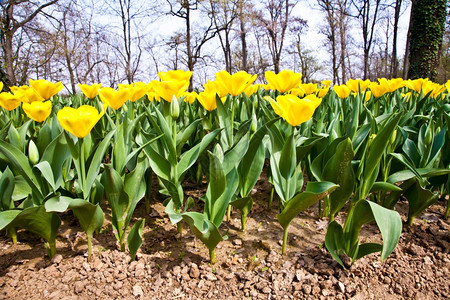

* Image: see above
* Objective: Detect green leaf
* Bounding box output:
[44,195,74,212]
[41,132,71,189]
[206,152,226,221]
[222,134,249,175]
[387,168,450,184]
[0,210,21,230]
[8,125,22,150]
[0,140,43,202]
[84,130,115,199]
[181,212,223,251]
[124,153,147,227]
[0,167,15,211]
[279,131,295,180]
[165,199,182,224]
[324,220,345,268]
[155,109,177,162]
[216,94,232,148]
[143,143,171,180]
[370,182,403,193]
[404,180,439,225]
[34,161,56,192]
[70,199,104,237]
[356,243,383,260]
[176,119,201,153]
[240,143,265,197]
[128,218,145,261]
[12,175,31,201]
[277,181,339,230]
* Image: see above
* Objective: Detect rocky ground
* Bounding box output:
[0,177,449,299]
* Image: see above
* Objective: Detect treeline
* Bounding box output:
[0,0,448,91]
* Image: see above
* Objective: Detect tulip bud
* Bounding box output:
[424,126,433,146]
[170,95,180,120]
[28,140,39,165]
[251,111,257,132]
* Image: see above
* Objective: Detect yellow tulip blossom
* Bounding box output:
[402,92,412,102]
[158,70,193,83]
[445,79,450,92]
[22,101,52,122]
[352,91,372,101]
[197,91,219,111]
[299,83,318,95]
[79,83,102,99]
[333,84,351,99]
[0,92,23,111]
[0,82,3,92]
[57,105,105,138]
[11,85,44,103]
[127,85,148,102]
[378,78,405,93]
[244,84,259,97]
[265,70,302,93]
[214,70,257,97]
[99,87,131,110]
[346,79,371,93]
[321,80,332,87]
[369,83,388,98]
[317,87,329,98]
[405,78,428,93]
[183,91,198,104]
[29,79,63,100]
[151,79,189,102]
[265,94,321,127]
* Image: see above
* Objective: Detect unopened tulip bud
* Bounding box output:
[28,140,39,165]
[170,95,180,120]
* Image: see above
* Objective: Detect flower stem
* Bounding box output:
[87,234,92,262]
[282,227,289,255]
[209,249,216,264]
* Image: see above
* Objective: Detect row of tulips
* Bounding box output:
[0,70,449,267]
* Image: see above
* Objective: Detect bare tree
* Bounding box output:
[0,0,59,84]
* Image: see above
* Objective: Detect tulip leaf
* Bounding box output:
[387,168,450,184]
[277,181,339,230]
[70,199,104,238]
[154,108,177,162]
[240,142,265,197]
[143,143,171,180]
[0,140,43,202]
[426,126,446,168]
[63,131,79,160]
[0,167,15,211]
[212,169,239,228]
[324,220,345,268]
[176,119,201,153]
[222,133,249,175]
[127,218,145,261]
[84,130,115,200]
[10,206,61,258]
[124,153,147,227]
[206,152,226,221]
[216,94,232,149]
[402,138,421,167]
[41,132,71,189]
[279,131,295,180]
[370,182,403,193]
[34,161,56,192]
[122,133,162,175]
[404,179,439,225]
[181,212,223,252]
[356,243,383,260]
[44,195,74,213]
[165,199,182,224]
[352,123,371,152]
[389,153,426,185]
[0,210,21,230]
[8,124,22,150]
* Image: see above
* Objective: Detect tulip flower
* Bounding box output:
[405,78,428,93]
[369,83,388,98]
[346,79,370,93]
[29,79,63,100]
[22,101,52,122]
[244,84,259,97]
[183,91,198,104]
[197,91,220,111]
[126,84,148,102]
[151,79,189,102]
[214,70,257,97]
[79,83,102,99]
[445,79,450,92]
[0,92,23,111]
[158,70,193,83]
[321,80,332,87]
[0,82,3,92]
[378,78,405,93]
[57,105,105,138]
[265,94,321,127]
[265,70,302,93]
[402,92,412,102]
[333,84,351,99]
[317,87,329,98]
[99,87,131,110]
[11,85,44,103]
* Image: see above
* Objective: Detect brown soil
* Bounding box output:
[0,177,449,300]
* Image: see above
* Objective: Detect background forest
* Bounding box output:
[0,0,449,92]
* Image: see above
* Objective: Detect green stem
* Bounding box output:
[48,240,56,259]
[8,227,17,244]
[79,138,86,199]
[227,205,231,222]
[209,249,216,264]
[87,234,92,261]
[282,226,289,255]
[230,96,235,145]
[177,221,183,236]
[445,197,450,219]
[241,213,247,231]
[268,186,274,210]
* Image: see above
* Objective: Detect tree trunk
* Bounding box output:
[407,0,447,80]
[390,0,402,78]
[239,1,248,72]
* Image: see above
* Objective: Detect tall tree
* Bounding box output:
[407,0,447,80]
[0,0,59,84]
[390,0,402,78]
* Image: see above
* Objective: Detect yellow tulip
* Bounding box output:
[128,85,148,102]
[158,70,193,83]
[405,78,428,93]
[333,84,351,99]
[57,105,105,138]
[183,91,198,104]
[197,91,220,111]
[378,78,405,93]
[11,85,44,103]
[0,92,23,111]
[0,82,3,92]
[445,79,450,92]
[22,101,52,122]
[79,83,102,99]
[151,79,189,102]
[299,83,318,95]
[265,70,302,93]
[317,87,329,98]
[99,87,131,110]
[369,83,388,98]
[214,70,257,97]
[244,84,259,97]
[402,92,412,102]
[265,94,321,127]
[363,91,372,101]
[321,80,332,87]
[346,79,371,93]
[29,79,63,100]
